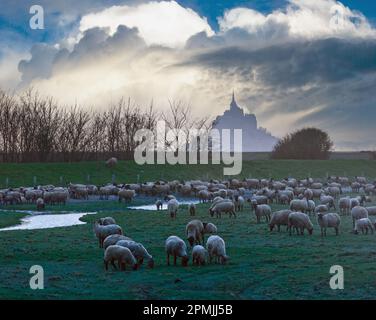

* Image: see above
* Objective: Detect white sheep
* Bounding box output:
[287,212,313,236]
[116,240,154,268]
[36,198,45,211]
[269,209,292,232]
[252,203,272,223]
[203,222,217,234]
[351,206,369,228]
[103,234,132,250]
[103,245,138,271]
[206,235,229,265]
[94,222,123,248]
[338,197,351,215]
[317,212,341,236]
[365,206,376,216]
[98,217,116,225]
[314,204,329,215]
[186,220,205,247]
[209,201,236,218]
[233,195,245,211]
[118,189,136,203]
[192,245,207,266]
[289,199,309,213]
[167,199,179,219]
[165,236,189,266]
[354,218,374,235]
[106,157,118,168]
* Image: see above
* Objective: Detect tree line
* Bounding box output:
[0,90,211,163]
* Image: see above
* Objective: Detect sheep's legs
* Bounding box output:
[167,254,170,266]
[173,255,177,266]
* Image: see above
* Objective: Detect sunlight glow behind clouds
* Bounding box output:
[79,1,214,48]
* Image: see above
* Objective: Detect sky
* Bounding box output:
[0,0,376,151]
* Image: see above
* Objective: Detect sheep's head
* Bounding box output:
[208,208,214,217]
[269,224,275,232]
[147,258,155,269]
[220,255,230,265]
[181,256,189,267]
[187,236,195,247]
[308,228,313,235]
[132,263,139,271]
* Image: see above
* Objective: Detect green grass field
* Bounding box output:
[0,198,376,300]
[0,160,376,300]
[0,159,375,188]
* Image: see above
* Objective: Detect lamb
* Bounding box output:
[252,202,272,223]
[155,200,163,210]
[354,218,374,235]
[317,212,341,236]
[165,236,189,266]
[203,222,217,234]
[116,240,154,268]
[98,217,116,225]
[206,235,229,264]
[186,220,205,247]
[351,206,369,228]
[103,234,132,250]
[192,245,207,266]
[289,199,309,213]
[103,245,138,271]
[269,209,292,232]
[118,189,136,203]
[167,198,179,219]
[36,198,45,211]
[94,222,123,248]
[209,201,236,218]
[106,157,118,168]
[338,197,351,215]
[287,212,313,236]
[189,203,196,216]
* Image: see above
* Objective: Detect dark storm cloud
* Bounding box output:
[186,37,376,88]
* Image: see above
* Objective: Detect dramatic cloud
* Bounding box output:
[79,1,214,48]
[2,0,376,150]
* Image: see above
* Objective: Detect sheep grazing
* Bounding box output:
[206,235,229,265]
[209,200,236,218]
[103,234,132,250]
[252,202,272,223]
[36,198,45,211]
[98,217,116,225]
[186,220,205,247]
[198,190,211,203]
[165,236,189,266]
[189,203,196,216]
[203,222,217,234]
[118,189,136,203]
[354,218,374,235]
[317,213,341,236]
[106,157,118,168]
[269,209,292,232]
[320,195,336,210]
[167,199,179,219]
[103,245,138,271]
[192,245,207,266]
[351,206,369,228]
[155,200,163,211]
[116,240,154,268]
[289,199,309,213]
[94,222,123,248]
[287,212,313,236]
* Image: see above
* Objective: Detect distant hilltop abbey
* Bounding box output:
[212,92,278,152]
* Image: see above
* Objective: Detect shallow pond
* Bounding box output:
[0,211,97,231]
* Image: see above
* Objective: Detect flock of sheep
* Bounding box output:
[94,216,225,270]
[1,169,376,271]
